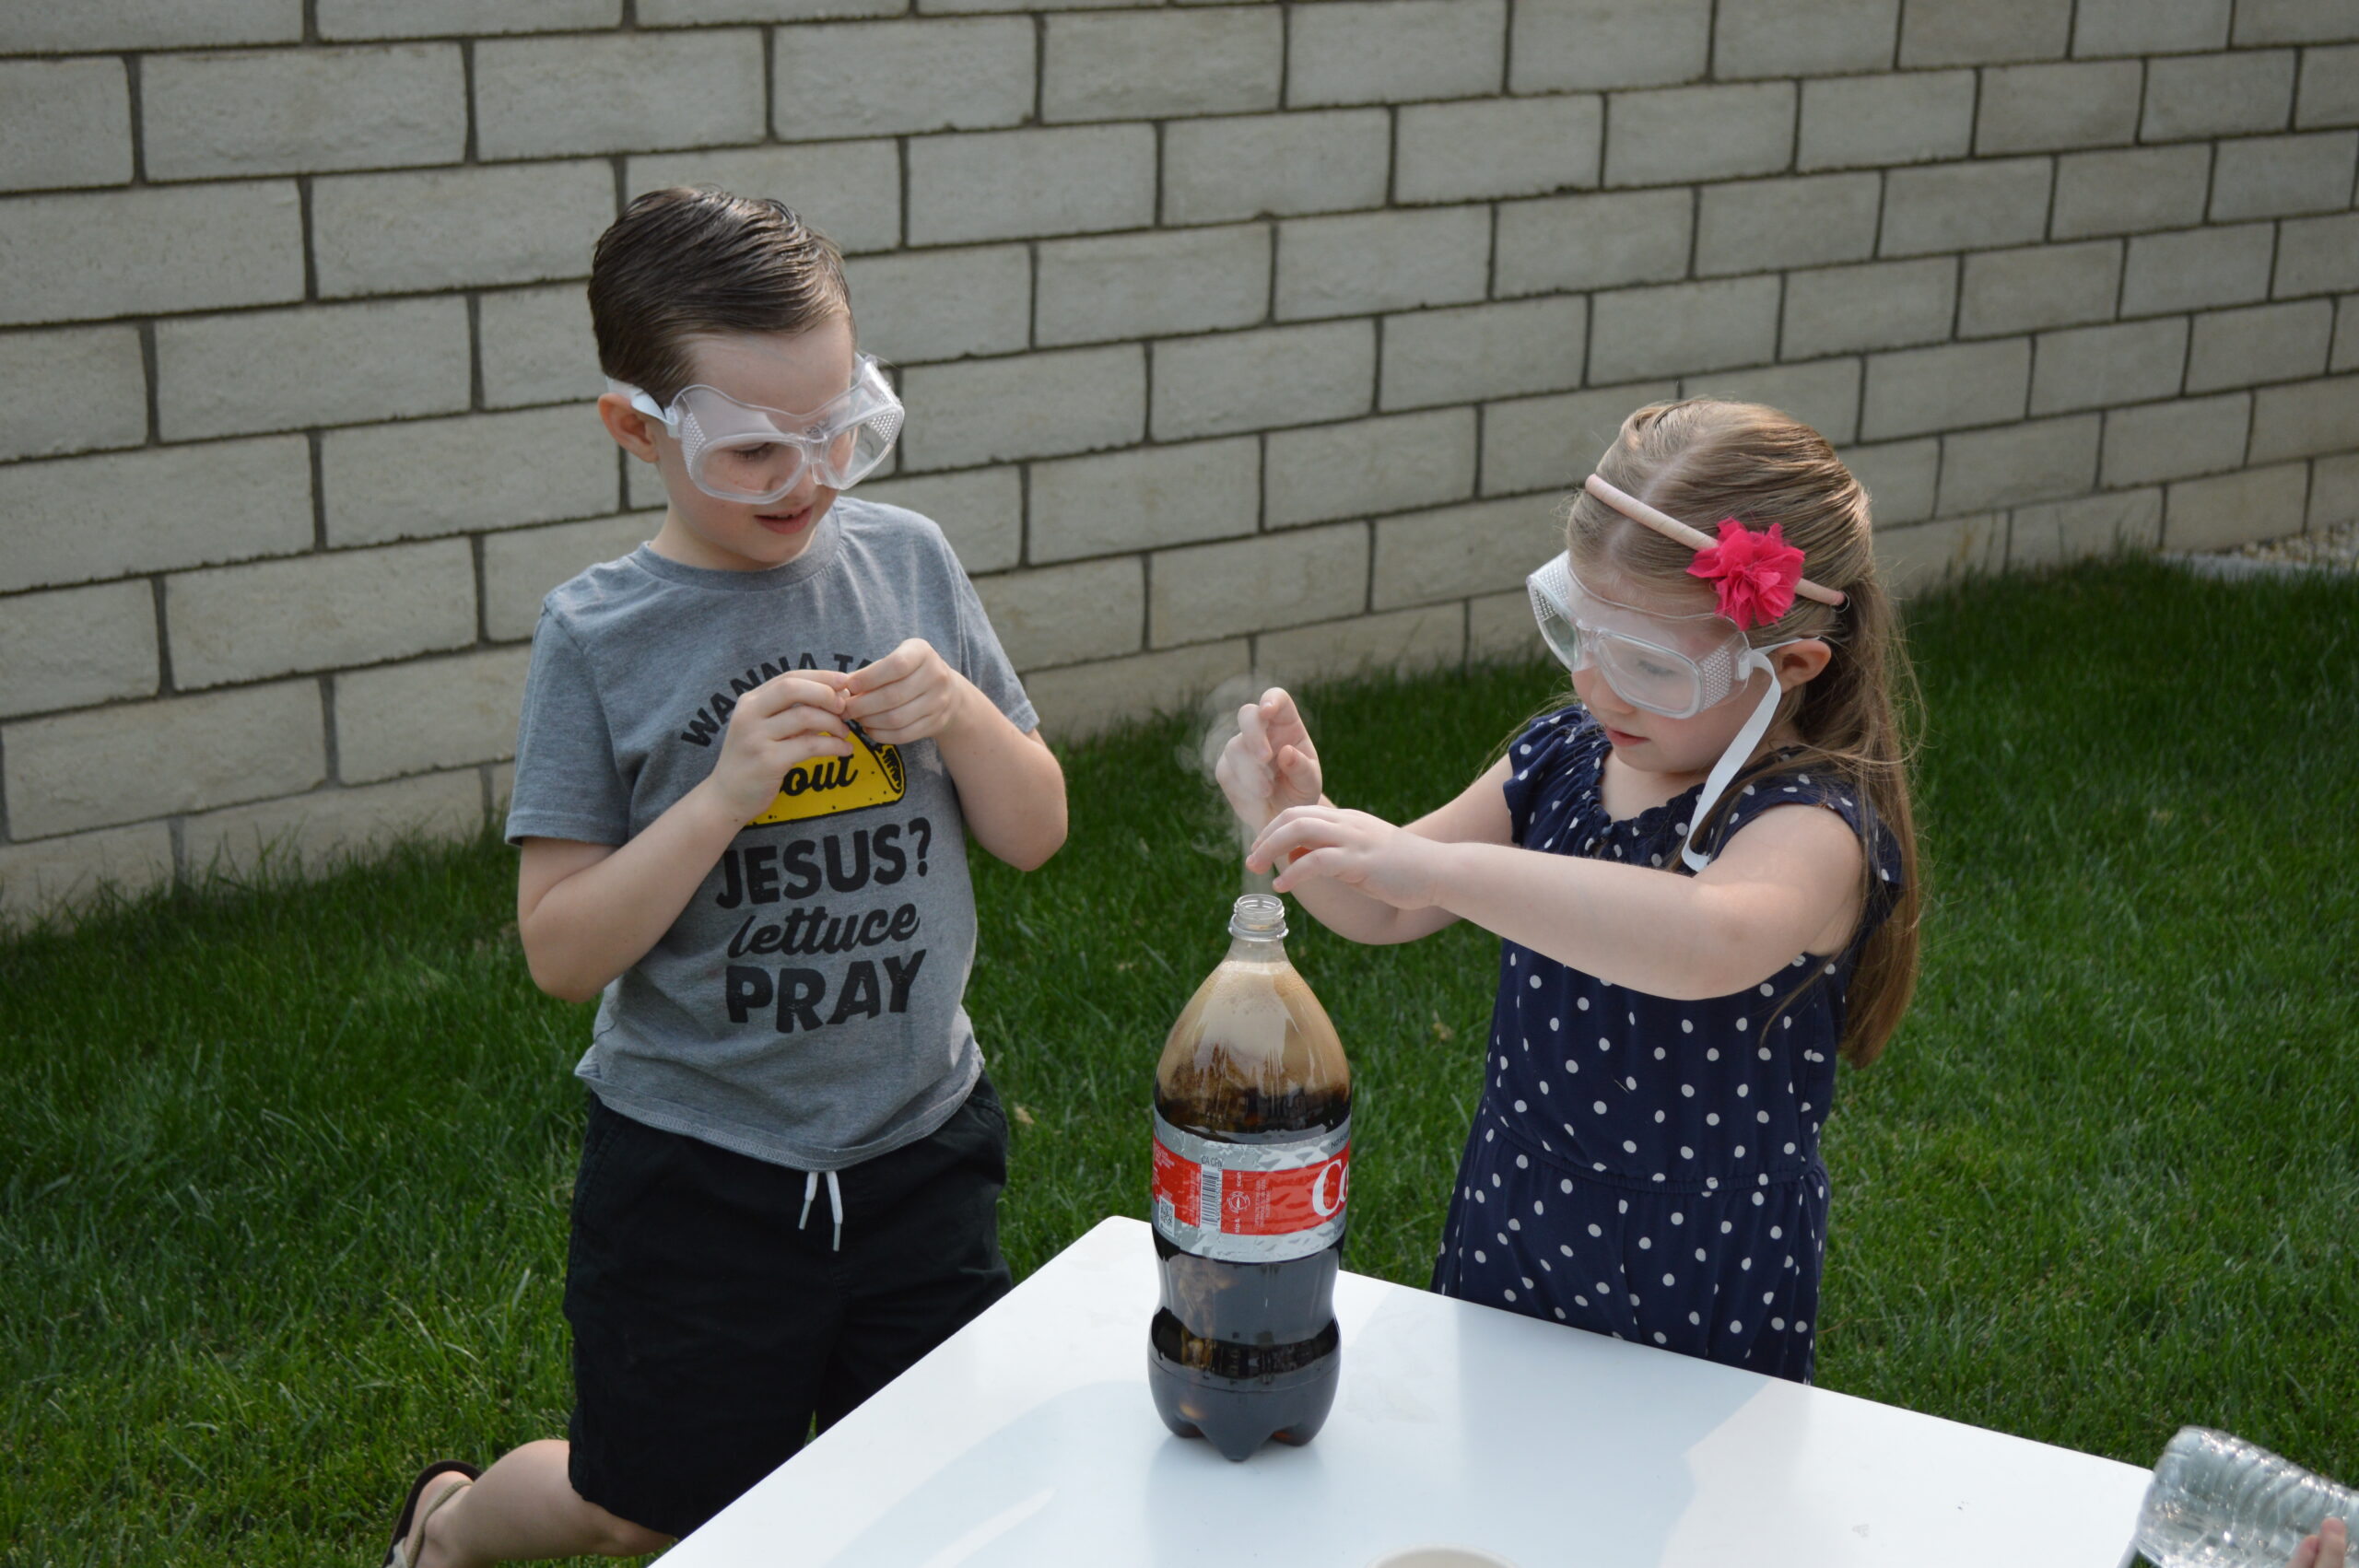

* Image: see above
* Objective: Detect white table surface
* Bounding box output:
[669,1216,2152,1567]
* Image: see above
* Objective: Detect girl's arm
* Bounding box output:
[1250,800,1864,999]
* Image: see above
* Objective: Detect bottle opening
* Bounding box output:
[1229,894,1287,942]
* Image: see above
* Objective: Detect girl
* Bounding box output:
[1217,399,1919,1383]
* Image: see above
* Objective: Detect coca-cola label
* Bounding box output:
[1151,1110,1351,1264]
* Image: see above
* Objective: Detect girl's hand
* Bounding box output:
[2293,1518,2348,1568]
[703,671,853,822]
[844,638,973,745]
[1215,687,1324,830]
[1248,804,1449,910]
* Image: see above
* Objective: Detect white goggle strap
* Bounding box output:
[605,379,678,430]
[1679,647,1786,873]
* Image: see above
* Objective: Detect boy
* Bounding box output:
[381,187,1067,1567]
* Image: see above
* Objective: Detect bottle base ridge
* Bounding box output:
[1147,1343,1340,1462]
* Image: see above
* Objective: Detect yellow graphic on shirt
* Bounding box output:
[749,723,907,825]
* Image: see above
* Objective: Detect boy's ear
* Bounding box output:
[598,392,662,463]
[1770,638,1833,691]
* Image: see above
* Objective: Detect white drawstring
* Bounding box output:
[797,1169,845,1251]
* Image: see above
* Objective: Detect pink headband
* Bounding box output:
[1582,474,1847,629]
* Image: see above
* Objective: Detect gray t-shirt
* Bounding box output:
[504,497,1038,1171]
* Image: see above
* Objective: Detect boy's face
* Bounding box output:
[604,315,859,573]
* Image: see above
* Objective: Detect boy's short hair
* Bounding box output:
[590,186,851,404]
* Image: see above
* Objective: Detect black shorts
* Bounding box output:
[563,1079,1014,1539]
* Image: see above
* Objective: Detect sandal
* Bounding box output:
[381,1459,479,1568]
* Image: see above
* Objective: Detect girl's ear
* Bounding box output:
[1770,638,1833,692]
[598,392,662,463]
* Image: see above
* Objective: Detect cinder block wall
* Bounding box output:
[3,0,2357,921]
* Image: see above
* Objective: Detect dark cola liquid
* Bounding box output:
[1148,1082,1350,1462]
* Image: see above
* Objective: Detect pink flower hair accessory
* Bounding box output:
[1688,518,1806,630]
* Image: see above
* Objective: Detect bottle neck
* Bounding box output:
[1223,931,1289,966]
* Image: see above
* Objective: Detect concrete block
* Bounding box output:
[0,60,132,193]
[0,437,312,594]
[4,679,324,838]
[641,0,899,19]
[2071,0,2229,55]
[1935,415,2100,513]
[319,0,621,38]
[1266,409,1477,527]
[0,325,146,462]
[1469,588,1544,664]
[479,286,604,411]
[1860,339,2031,439]
[2162,462,2310,550]
[972,557,1144,668]
[1512,0,1708,91]
[908,126,1156,246]
[322,406,619,547]
[1027,438,1259,562]
[1841,438,1940,524]
[336,647,534,783]
[480,512,662,642]
[855,469,1023,575]
[0,580,159,720]
[184,770,485,881]
[312,161,614,298]
[2050,145,2212,239]
[490,761,515,812]
[1695,173,1881,277]
[2211,132,2359,221]
[1680,358,1863,445]
[2029,318,2190,415]
[142,45,464,181]
[2276,213,2359,298]
[1383,297,1590,411]
[2121,224,2276,316]
[1044,9,1282,122]
[2005,487,2162,567]
[1161,111,1391,225]
[1495,189,1691,298]
[1784,258,1956,359]
[1798,71,1975,170]
[1605,82,1795,187]
[1900,0,2072,66]
[2338,296,2359,371]
[628,142,900,258]
[0,822,175,929]
[773,18,1033,140]
[1275,208,1488,322]
[1396,95,1602,204]
[1873,512,2006,598]
[2099,392,2253,486]
[2234,0,2359,45]
[1259,603,1464,682]
[0,1,301,53]
[2186,300,2335,392]
[1370,497,1558,608]
[2144,52,2299,141]
[1879,158,2051,255]
[1039,226,1269,345]
[2249,374,2359,462]
[477,30,764,159]
[1023,638,1250,740]
[1976,60,2142,154]
[1712,0,1899,78]
[1588,277,1780,384]
[845,245,1033,363]
[2310,451,2359,523]
[166,541,477,690]
[0,181,303,328]
[2298,44,2359,129]
[900,345,1146,467]
[1150,522,1369,646]
[156,298,472,440]
[1289,0,1507,108]
[919,0,1134,13]
[1155,322,1374,439]
[1479,380,1678,498]
[1956,241,2121,337]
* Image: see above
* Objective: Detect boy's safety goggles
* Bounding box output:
[608,353,903,505]
[1526,553,1800,720]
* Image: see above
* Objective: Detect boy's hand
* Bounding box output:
[2294,1518,2348,1568]
[701,671,852,823]
[1215,687,1324,832]
[843,638,971,745]
[1247,804,1446,910]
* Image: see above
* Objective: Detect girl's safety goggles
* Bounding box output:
[1527,553,1801,720]
[609,353,903,505]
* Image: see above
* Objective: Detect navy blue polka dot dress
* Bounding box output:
[1432,706,1904,1384]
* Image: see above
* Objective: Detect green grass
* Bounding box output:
[4,557,2354,1565]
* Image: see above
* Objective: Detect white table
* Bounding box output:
[669,1217,2152,1567]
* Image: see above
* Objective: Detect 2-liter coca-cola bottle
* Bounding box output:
[1147,893,1352,1461]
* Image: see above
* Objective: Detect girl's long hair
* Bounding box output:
[1573,398,1922,1067]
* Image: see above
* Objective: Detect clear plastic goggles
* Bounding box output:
[610,353,903,505]
[1527,553,1776,719]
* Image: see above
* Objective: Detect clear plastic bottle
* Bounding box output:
[2135,1428,2358,1567]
